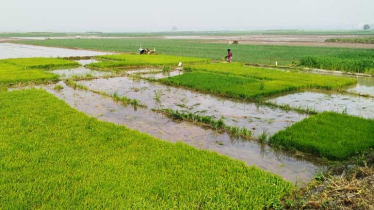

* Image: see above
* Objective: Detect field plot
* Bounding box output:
[0,62,57,84]
[16,39,374,66]
[0,58,79,84]
[160,63,356,100]
[0,89,293,209]
[300,54,374,74]
[88,54,210,70]
[40,81,321,183]
[2,57,79,69]
[270,112,374,160]
[268,92,374,119]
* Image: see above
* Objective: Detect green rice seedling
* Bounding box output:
[53,84,64,91]
[270,112,374,160]
[158,109,253,140]
[154,89,163,103]
[259,81,265,90]
[0,62,58,85]
[240,127,253,138]
[66,80,89,91]
[259,132,268,144]
[162,66,171,73]
[0,89,294,209]
[2,57,80,70]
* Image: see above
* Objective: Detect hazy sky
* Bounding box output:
[1,0,373,32]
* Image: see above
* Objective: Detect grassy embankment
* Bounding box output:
[87,54,210,70]
[0,58,78,85]
[0,89,293,209]
[16,39,374,68]
[160,63,356,100]
[270,112,374,160]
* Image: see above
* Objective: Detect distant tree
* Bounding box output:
[364,24,370,30]
[171,26,178,31]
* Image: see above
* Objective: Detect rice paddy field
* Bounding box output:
[1,41,374,208]
[16,39,374,74]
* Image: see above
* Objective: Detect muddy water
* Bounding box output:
[0,43,110,59]
[77,77,307,137]
[41,81,324,185]
[269,92,374,119]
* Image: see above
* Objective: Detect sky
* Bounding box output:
[1,0,373,32]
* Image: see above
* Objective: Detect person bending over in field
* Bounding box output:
[225,49,232,63]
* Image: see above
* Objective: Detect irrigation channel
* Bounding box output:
[4,44,374,186]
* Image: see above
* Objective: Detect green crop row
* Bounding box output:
[300,55,374,74]
[158,108,253,139]
[270,112,374,160]
[0,89,293,209]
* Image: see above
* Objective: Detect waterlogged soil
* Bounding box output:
[0,43,110,59]
[49,67,115,79]
[38,81,324,185]
[139,70,184,79]
[77,76,308,137]
[269,92,374,119]
[304,69,374,97]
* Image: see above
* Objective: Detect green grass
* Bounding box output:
[0,89,294,209]
[0,58,79,84]
[270,112,374,160]
[16,39,374,66]
[88,54,210,70]
[300,54,374,74]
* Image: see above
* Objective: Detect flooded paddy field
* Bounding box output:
[76,76,308,137]
[269,92,374,119]
[38,81,324,184]
[266,69,374,119]
[0,43,110,59]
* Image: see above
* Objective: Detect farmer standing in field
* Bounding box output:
[225,49,232,63]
